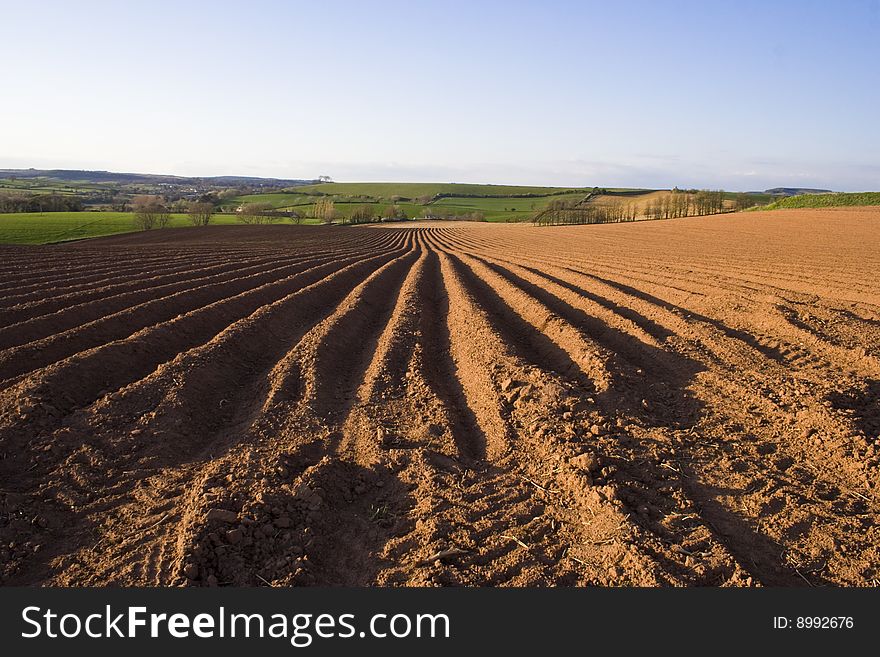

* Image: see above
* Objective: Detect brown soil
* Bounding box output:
[1,209,878,587]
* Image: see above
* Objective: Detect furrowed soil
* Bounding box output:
[1,208,879,587]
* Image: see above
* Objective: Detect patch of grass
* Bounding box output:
[225,192,313,209]
[431,192,590,221]
[0,211,309,245]
[0,177,109,195]
[757,192,880,210]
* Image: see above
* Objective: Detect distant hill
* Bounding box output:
[288,181,598,199]
[761,187,834,197]
[0,168,313,187]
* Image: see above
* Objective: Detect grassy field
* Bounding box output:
[224,192,313,209]
[229,192,593,222]
[757,192,880,210]
[231,185,604,223]
[0,177,111,195]
[0,212,318,245]
[431,192,590,221]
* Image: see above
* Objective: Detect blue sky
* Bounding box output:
[1,0,878,190]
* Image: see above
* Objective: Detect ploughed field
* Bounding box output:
[1,207,879,587]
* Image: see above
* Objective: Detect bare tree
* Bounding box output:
[156,206,171,228]
[187,201,214,226]
[132,195,169,230]
[350,204,376,224]
[734,193,756,212]
[313,198,336,224]
[382,204,407,220]
[237,202,276,224]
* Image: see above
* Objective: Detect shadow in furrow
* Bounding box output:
[307,247,422,424]
[516,263,674,341]
[827,379,880,439]
[442,253,587,384]
[580,270,782,363]
[418,250,487,462]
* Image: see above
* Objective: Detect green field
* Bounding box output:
[0,177,112,195]
[229,192,594,222]
[431,192,591,221]
[224,192,313,209]
[757,192,880,210]
[0,212,296,245]
[230,185,600,223]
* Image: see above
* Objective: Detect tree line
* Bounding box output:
[533,189,745,226]
[132,195,215,230]
[131,196,420,230]
[0,192,83,213]
[532,199,640,226]
[642,189,725,220]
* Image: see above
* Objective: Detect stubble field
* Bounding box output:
[1,207,878,587]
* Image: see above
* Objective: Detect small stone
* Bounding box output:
[590,424,603,436]
[183,563,199,580]
[801,427,817,441]
[206,508,238,523]
[570,452,598,473]
[225,529,243,544]
[541,382,567,404]
[500,378,518,392]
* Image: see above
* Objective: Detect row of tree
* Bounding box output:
[534,189,737,226]
[129,194,508,230]
[533,200,640,226]
[133,195,215,230]
[421,207,486,221]
[0,192,84,213]
[642,189,726,220]
[314,200,412,224]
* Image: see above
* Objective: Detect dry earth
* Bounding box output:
[1,207,879,587]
